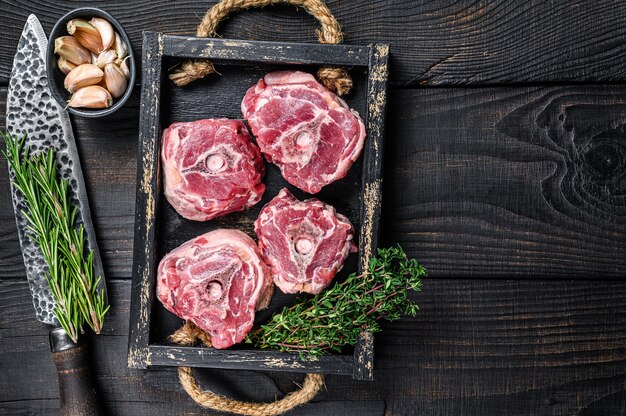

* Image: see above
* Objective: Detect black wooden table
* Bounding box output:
[1,1,625,415]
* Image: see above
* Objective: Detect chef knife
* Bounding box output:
[6,14,106,416]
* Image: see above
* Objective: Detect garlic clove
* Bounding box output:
[96,49,118,68]
[57,57,77,75]
[54,36,91,65]
[113,32,127,62]
[91,52,98,65]
[68,85,112,109]
[119,57,131,79]
[104,63,128,98]
[64,64,104,93]
[67,19,104,53]
[89,17,115,51]
[66,19,98,37]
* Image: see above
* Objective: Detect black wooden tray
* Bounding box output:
[128,31,389,380]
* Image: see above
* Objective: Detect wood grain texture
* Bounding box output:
[1,279,625,415]
[147,342,355,374]
[4,1,626,85]
[162,35,370,65]
[51,342,103,416]
[385,86,626,277]
[127,31,162,370]
[3,85,623,280]
[2,2,626,412]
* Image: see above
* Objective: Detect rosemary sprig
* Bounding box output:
[247,245,425,358]
[2,132,109,342]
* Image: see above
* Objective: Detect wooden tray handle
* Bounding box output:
[50,328,103,416]
[169,0,353,95]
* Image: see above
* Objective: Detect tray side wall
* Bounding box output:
[353,44,390,381]
[161,35,370,65]
[128,31,164,369]
[128,33,389,379]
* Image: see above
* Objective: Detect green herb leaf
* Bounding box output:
[246,245,425,358]
[2,132,108,342]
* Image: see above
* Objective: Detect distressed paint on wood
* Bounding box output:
[148,343,354,374]
[359,43,389,269]
[128,31,164,369]
[128,33,389,379]
[353,43,390,381]
[162,35,369,66]
[353,330,374,381]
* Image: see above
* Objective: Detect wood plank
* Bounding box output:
[127,31,162,370]
[3,85,625,279]
[162,35,370,65]
[1,279,625,415]
[0,400,387,416]
[353,43,390,380]
[3,1,626,85]
[385,86,626,277]
[148,343,354,374]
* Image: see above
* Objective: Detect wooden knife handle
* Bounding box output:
[50,328,104,416]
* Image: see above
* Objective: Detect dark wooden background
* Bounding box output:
[1,1,625,415]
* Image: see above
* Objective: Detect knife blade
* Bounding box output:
[6,14,106,324]
[6,14,105,416]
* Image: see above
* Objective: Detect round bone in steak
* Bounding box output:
[241,71,366,194]
[156,229,273,349]
[255,188,357,294]
[162,118,266,221]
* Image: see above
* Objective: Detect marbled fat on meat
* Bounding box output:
[255,188,357,294]
[162,118,266,221]
[156,229,273,349]
[242,71,366,194]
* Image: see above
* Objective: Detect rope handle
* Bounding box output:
[169,0,353,95]
[172,322,326,416]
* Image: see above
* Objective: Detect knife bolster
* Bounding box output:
[49,327,78,352]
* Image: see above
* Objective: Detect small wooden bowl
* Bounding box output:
[46,7,136,118]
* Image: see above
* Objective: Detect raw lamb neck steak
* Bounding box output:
[255,188,357,294]
[156,229,273,349]
[162,118,265,221]
[241,71,366,194]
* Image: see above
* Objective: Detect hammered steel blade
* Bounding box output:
[6,14,107,325]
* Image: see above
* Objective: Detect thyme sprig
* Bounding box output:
[247,245,425,357]
[2,132,109,342]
